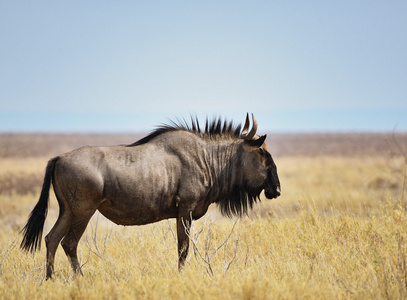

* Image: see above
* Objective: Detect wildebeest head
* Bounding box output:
[239,113,281,200]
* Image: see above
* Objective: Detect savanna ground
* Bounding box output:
[1,132,407,299]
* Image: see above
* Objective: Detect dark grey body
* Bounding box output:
[58,131,215,225]
[20,115,281,279]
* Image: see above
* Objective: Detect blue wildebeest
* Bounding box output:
[20,114,281,279]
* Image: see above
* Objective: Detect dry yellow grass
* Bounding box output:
[1,142,406,298]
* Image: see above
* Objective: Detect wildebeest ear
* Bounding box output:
[243,134,267,151]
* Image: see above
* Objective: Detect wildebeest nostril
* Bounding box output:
[276,186,281,196]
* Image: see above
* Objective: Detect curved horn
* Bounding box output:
[245,114,258,140]
[241,113,250,136]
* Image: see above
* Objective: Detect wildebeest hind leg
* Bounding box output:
[61,208,96,276]
[45,205,72,280]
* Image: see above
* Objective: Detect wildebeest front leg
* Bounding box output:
[176,213,191,271]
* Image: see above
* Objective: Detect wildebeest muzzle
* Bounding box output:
[264,170,281,199]
[265,185,281,199]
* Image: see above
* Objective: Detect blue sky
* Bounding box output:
[0,1,406,133]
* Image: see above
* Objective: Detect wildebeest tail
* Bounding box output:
[20,156,59,253]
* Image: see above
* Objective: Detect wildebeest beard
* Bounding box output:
[217,183,263,217]
[206,150,264,218]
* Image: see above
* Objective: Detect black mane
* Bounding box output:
[128,117,242,147]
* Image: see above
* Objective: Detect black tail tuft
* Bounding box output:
[20,157,59,253]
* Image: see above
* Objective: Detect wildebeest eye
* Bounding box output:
[260,150,274,168]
